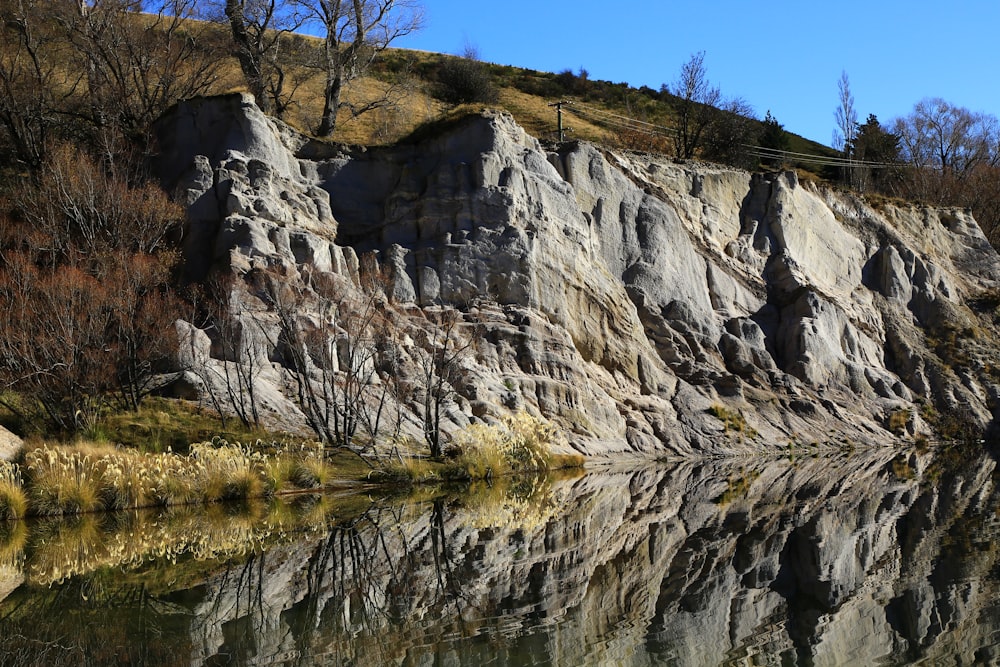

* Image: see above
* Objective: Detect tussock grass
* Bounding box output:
[0,461,27,520]
[5,437,337,518]
[887,409,910,435]
[24,448,104,516]
[385,412,578,484]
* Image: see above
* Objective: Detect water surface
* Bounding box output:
[1,446,998,665]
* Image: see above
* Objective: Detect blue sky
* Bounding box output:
[396,1,1000,147]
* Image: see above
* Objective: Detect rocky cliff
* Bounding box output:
[155,93,1000,457]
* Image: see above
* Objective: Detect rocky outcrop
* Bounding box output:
[154,94,1000,456]
[0,426,22,462]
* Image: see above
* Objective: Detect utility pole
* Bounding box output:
[549,101,570,142]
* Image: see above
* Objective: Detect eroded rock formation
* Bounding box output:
[155,93,1000,456]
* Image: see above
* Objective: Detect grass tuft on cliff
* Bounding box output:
[376,412,582,485]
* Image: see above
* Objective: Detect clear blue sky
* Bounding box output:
[396,0,1000,147]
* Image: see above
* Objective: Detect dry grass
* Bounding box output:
[0,461,27,521]
[7,438,337,517]
[379,413,579,485]
[496,87,610,144]
[450,412,556,480]
[887,409,910,435]
[708,404,759,439]
[282,441,329,488]
[24,447,104,516]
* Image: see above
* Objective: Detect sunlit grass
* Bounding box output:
[5,437,338,518]
[0,461,27,520]
[381,412,582,485]
[24,447,103,516]
[451,412,561,479]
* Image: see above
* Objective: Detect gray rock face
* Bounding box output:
[0,426,22,462]
[154,96,1000,456]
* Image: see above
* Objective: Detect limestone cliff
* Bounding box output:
[155,93,1000,456]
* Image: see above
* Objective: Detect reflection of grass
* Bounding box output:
[458,474,558,531]
[16,492,364,587]
[891,455,914,480]
[0,520,27,568]
[716,470,760,506]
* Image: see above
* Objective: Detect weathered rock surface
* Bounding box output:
[155,94,1000,456]
[0,426,22,462]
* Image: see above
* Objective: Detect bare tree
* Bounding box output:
[0,0,72,170]
[297,0,422,137]
[60,0,226,165]
[833,70,858,186]
[664,51,721,160]
[218,0,304,116]
[413,307,472,458]
[211,279,266,430]
[893,98,1000,202]
[260,271,397,452]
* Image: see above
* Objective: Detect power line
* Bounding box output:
[745,145,904,169]
[563,102,677,141]
[552,98,907,170]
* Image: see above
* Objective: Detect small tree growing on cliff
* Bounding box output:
[664,51,721,160]
[217,0,304,116]
[297,0,422,137]
[414,307,472,458]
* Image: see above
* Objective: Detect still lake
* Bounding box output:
[0,445,998,666]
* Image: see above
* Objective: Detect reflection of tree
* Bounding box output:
[0,578,191,666]
[9,451,1000,666]
[430,499,467,606]
[203,553,269,663]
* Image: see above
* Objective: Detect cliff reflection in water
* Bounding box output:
[2,446,1000,665]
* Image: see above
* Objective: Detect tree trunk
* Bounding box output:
[224,0,271,114]
[317,63,342,137]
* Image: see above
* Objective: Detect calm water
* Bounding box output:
[1,446,999,666]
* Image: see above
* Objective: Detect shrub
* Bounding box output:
[436,55,498,105]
